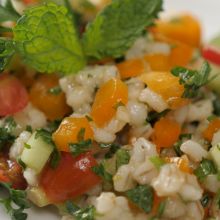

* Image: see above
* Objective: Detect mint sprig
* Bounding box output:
[13,3,86,74]
[1,0,162,74]
[82,0,163,59]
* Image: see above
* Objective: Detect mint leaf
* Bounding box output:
[0,0,20,22]
[0,39,15,72]
[125,185,154,213]
[82,0,162,59]
[13,3,86,74]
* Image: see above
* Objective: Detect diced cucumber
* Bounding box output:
[21,132,53,173]
[207,63,220,95]
[27,187,50,207]
[209,144,220,169]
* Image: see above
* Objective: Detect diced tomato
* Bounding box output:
[0,156,27,190]
[40,152,101,203]
[202,46,220,66]
[0,74,29,116]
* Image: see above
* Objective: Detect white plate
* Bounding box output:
[1,0,220,219]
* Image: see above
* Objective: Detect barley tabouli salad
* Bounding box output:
[1,0,220,219]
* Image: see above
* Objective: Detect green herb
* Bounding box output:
[82,0,162,59]
[125,185,154,213]
[77,128,86,141]
[47,119,61,133]
[194,158,217,181]
[171,61,212,98]
[146,109,170,124]
[66,201,95,220]
[0,26,12,33]
[69,139,92,156]
[116,149,130,169]
[156,200,166,217]
[13,3,86,74]
[103,143,120,158]
[173,141,183,156]
[207,115,217,122]
[179,133,192,140]
[25,125,32,133]
[0,117,16,150]
[17,158,26,170]
[0,0,20,22]
[50,147,61,169]
[0,39,15,72]
[85,115,93,122]
[149,156,166,170]
[24,143,31,149]
[35,129,54,145]
[213,98,220,116]
[0,182,30,220]
[173,133,192,156]
[92,163,113,183]
[200,193,211,208]
[48,86,62,95]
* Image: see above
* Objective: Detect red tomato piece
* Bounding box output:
[0,74,28,116]
[202,46,220,66]
[40,152,101,203]
[0,156,27,190]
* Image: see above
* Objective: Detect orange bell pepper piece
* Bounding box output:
[91,78,128,127]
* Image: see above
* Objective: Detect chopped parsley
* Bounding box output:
[173,133,192,156]
[213,97,220,117]
[77,128,86,141]
[47,86,62,95]
[194,158,217,181]
[200,193,211,208]
[103,143,120,159]
[171,61,212,98]
[0,117,16,150]
[25,125,32,133]
[116,149,130,169]
[23,143,31,149]
[2,0,162,73]
[92,163,113,183]
[0,182,30,220]
[149,156,166,170]
[146,109,171,124]
[35,129,54,145]
[66,201,95,220]
[125,185,154,213]
[69,139,92,156]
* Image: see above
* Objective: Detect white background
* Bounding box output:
[1,0,220,219]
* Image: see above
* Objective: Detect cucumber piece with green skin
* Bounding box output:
[27,187,50,207]
[209,144,220,169]
[21,132,53,174]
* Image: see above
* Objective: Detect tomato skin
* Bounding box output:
[202,46,220,66]
[0,74,29,116]
[0,156,27,190]
[40,152,101,203]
